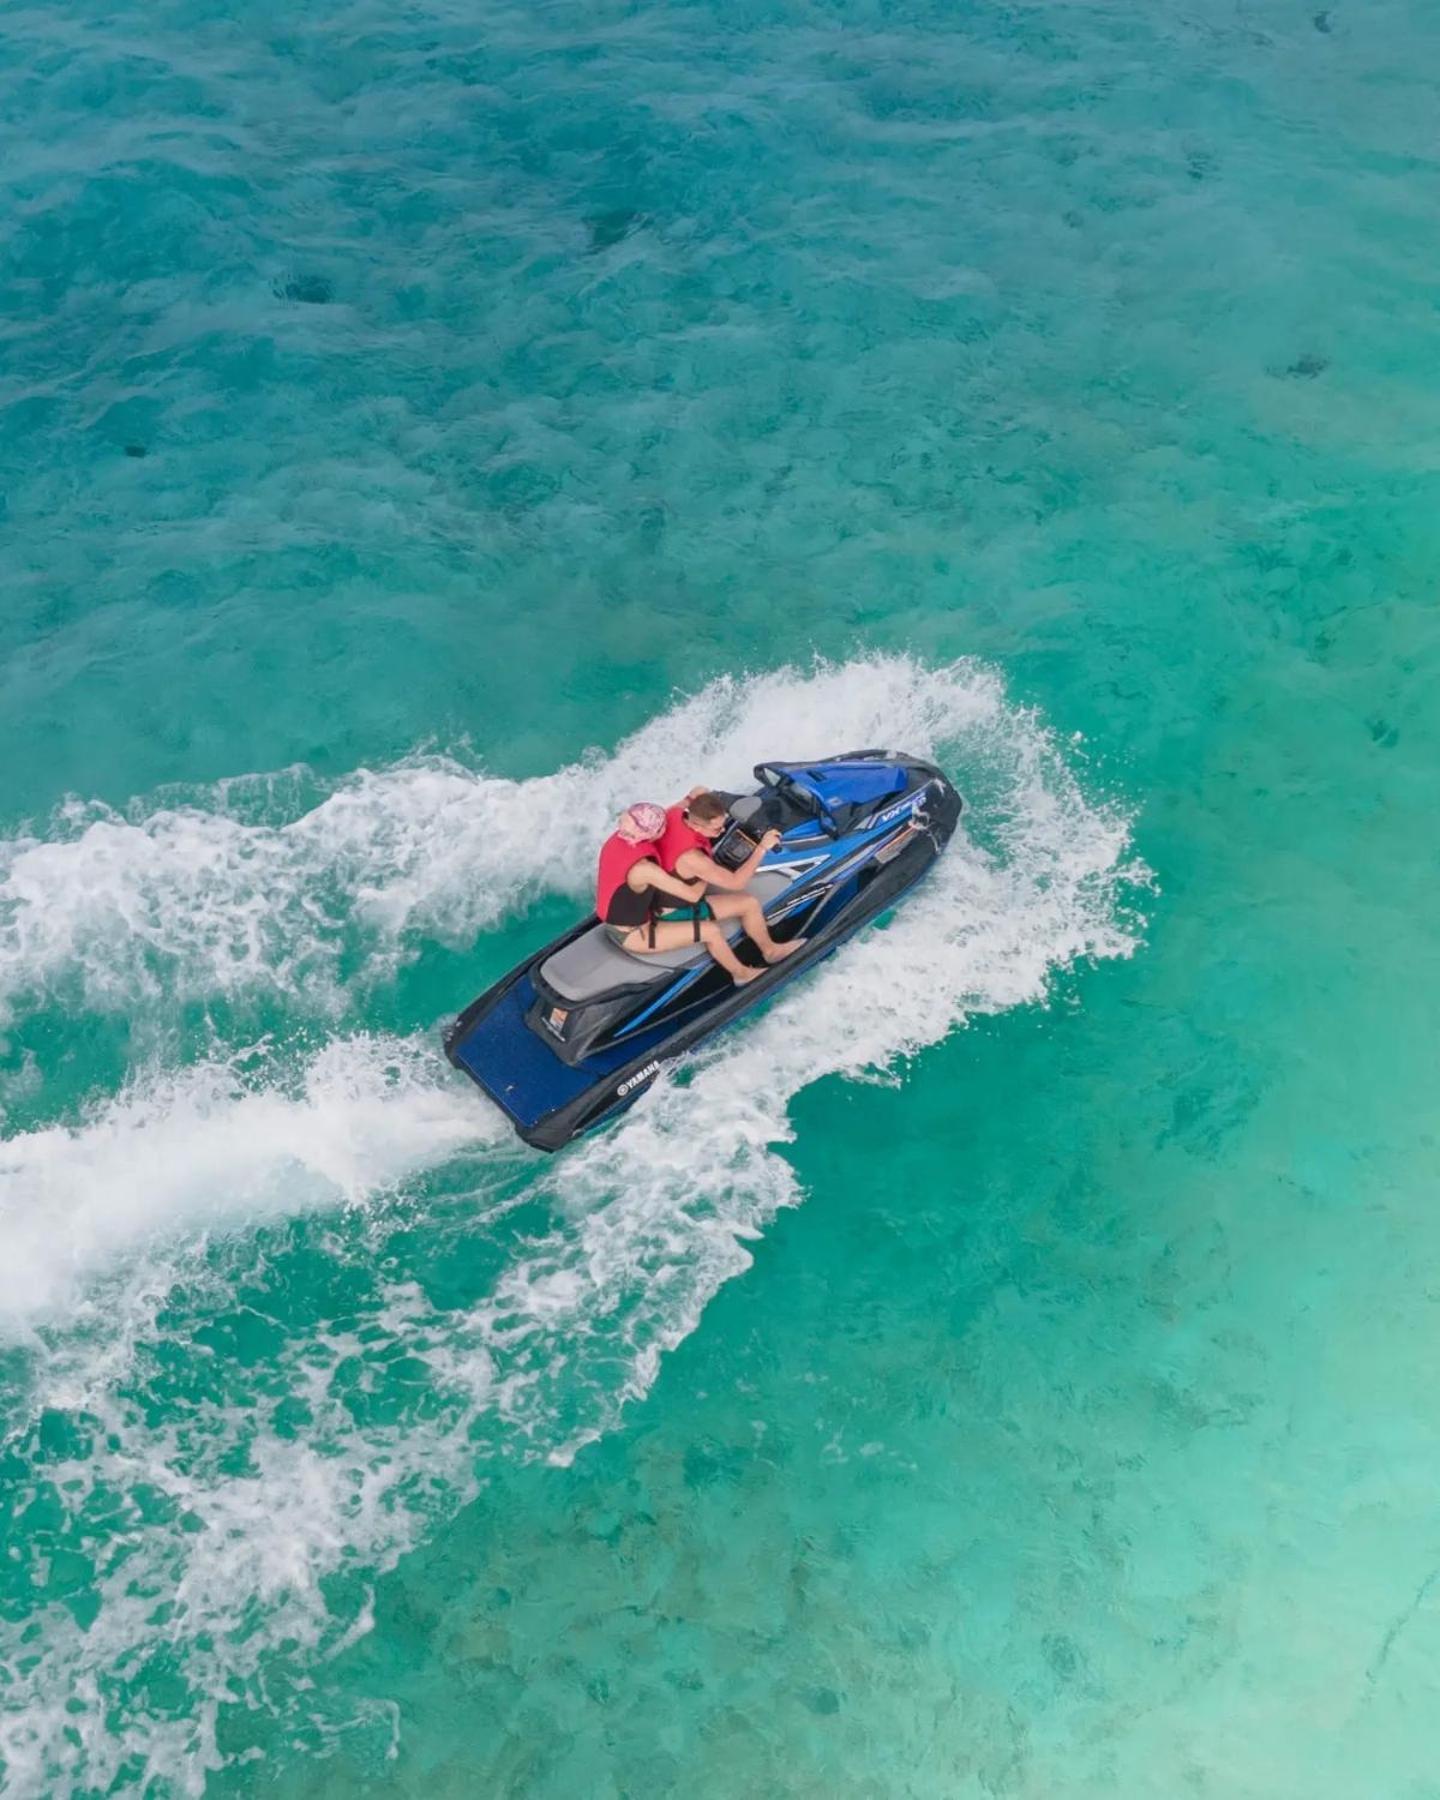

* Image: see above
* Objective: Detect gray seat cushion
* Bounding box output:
[540,870,791,1003]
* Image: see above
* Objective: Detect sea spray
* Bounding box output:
[0,1034,505,1336]
[0,657,1144,1796]
[0,657,1080,1020]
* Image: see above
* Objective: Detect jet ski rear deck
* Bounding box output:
[445,752,962,1150]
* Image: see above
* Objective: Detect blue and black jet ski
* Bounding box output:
[444,751,962,1150]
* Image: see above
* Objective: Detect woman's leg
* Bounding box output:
[621,917,759,983]
[706,893,804,963]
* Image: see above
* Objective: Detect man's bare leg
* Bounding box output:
[708,893,805,964]
[623,917,761,984]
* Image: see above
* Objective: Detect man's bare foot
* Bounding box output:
[732,964,763,985]
[764,938,806,964]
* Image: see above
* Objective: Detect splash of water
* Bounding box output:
[0,656,1095,1018]
[0,1034,503,1337]
[0,657,1145,1798]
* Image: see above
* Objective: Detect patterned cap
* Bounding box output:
[618,802,667,842]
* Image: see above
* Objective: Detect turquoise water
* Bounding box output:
[3,0,1440,1791]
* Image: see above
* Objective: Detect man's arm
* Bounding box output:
[677,829,782,892]
[640,865,710,903]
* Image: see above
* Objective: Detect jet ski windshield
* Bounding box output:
[755,757,909,835]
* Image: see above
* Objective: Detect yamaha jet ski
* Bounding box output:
[444,751,962,1150]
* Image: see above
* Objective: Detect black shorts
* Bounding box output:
[604,885,652,930]
[605,898,713,947]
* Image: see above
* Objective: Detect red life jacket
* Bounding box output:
[659,804,711,874]
[595,832,661,921]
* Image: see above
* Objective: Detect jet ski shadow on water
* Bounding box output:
[444,752,963,1150]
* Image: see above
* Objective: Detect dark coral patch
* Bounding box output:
[586,208,644,252]
[275,274,333,305]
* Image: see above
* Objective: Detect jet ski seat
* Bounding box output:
[540,871,791,1004]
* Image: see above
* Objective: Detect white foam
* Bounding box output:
[0,1301,487,1799]
[472,665,1142,1462]
[0,656,1146,1798]
[0,1042,510,1798]
[0,1035,502,1339]
[0,654,1085,1020]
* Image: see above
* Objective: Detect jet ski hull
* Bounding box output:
[444,753,961,1151]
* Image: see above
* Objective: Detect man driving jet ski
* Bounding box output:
[658,789,804,971]
[594,795,802,986]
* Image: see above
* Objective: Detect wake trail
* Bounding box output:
[0,1034,506,1340]
[0,655,1064,1024]
[0,655,1146,1798]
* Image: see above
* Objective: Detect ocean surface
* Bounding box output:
[2,0,1438,1793]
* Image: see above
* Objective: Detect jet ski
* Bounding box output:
[444,751,963,1151]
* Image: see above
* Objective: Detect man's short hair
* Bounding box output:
[686,791,728,825]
